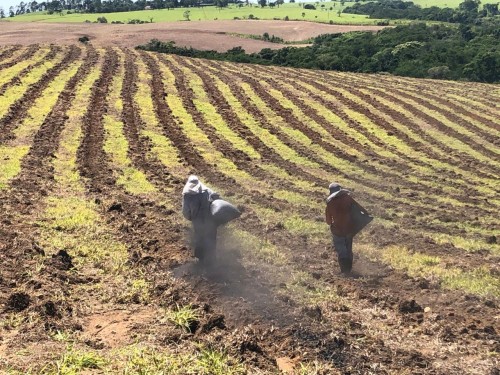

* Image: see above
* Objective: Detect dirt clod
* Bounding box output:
[398,299,423,314]
[108,202,123,212]
[6,292,31,312]
[49,250,74,271]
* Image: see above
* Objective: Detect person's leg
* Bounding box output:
[333,235,351,273]
[203,224,218,267]
[193,222,205,262]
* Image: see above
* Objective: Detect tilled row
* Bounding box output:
[0,45,39,70]
[0,46,60,95]
[0,45,22,62]
[0,45,81,144]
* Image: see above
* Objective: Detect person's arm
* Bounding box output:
[182,196,192,221]
[325,204,333,225]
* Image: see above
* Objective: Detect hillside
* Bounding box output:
[0,44,499,374]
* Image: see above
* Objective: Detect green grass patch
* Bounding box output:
[231,227,286,264]
[361,244,500,298]
[9,3,381,25]
[41,345,107,374]
[166,304,201,332]
[0,146,30,189]
[118,278,152,304]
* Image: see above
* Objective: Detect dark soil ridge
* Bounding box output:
[366,83,500,163]
[0,45,22,62]
[362,71,499,111]
[0,44,38,70]
[402,87,500,136]
[163,55,331,195]
[315,69,500,137]
[0,45,81,145]
[352,82,500,179]
[215,61,480,202]
[0,45,61,96]
[119,51,181,194]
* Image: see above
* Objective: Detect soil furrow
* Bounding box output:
[0,45,38,70]
[285,68,486,174]
[120,50,181,191]
[297,68,500,183]
[165,55,330,191]
[1,46,94,214]
[0,45,81,145]
[403,88,500,136]
[371,86,500,161]
[0,45,61,96]
[257,64,500,181]
[0,45,22,62]
[323,72,500,167]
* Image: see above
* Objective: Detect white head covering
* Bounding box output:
[182,175,207,195]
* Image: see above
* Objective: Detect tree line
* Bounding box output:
[343,0,499,23]
[0,0,245,17]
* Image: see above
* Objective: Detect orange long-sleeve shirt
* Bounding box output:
[325,193,356,237]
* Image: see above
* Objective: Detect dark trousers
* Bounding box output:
[332,235,353,273]
[193,221,218,265]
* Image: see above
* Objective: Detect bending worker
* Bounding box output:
[182,175,220,266]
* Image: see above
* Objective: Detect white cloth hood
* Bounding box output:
[182,175,207,195]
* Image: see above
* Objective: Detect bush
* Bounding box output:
[427,66,451,79]
[377,20,390,26]
[96,16,108,23]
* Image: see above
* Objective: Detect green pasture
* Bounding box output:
[3,2,381,25]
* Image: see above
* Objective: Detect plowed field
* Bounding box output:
[0,45,499,374]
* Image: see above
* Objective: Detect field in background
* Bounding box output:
[3,2,380,24]
[0,45,498,374]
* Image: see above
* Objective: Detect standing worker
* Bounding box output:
[182,175,220,266]
[325,182,373,274]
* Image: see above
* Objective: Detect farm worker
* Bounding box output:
[182,175,220,266]
[325,182,372,274]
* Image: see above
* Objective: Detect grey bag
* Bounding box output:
[210,199,241,225]
[350,200,373,236]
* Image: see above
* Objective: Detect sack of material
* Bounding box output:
[210,199,241,225]
[350,200,373,236]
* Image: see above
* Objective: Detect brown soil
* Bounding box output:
[0,20,386,52]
